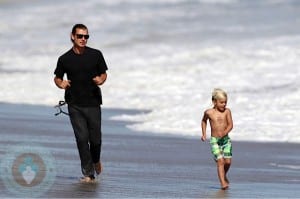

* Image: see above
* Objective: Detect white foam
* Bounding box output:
[0,0,300,143]
[270,163,300,170]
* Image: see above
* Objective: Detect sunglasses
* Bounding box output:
[76,34,90,39]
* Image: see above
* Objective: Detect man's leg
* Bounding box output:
[68,105,95,178]
[86,106,102,174]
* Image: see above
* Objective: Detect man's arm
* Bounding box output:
[54,76,71,89]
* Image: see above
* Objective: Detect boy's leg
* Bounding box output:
[211,137,228,189]
[223,136,232,184]
[224,158,231,174]
[224,158,231,183]
[217,158,229,189]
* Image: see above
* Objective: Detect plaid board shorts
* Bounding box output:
[210,135,232,161]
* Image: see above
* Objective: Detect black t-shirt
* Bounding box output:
[54,47,108,107]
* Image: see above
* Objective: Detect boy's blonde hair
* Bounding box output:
[212,88,227,101]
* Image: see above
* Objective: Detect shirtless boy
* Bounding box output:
[201,88,233,190]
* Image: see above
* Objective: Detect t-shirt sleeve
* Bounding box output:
[54,57,65,79]
[97,51,108,75]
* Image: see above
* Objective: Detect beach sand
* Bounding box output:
[0,103,299,198]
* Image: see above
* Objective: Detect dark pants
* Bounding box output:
[68,104,102,177]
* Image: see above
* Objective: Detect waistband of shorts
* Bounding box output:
[210,134,230,141]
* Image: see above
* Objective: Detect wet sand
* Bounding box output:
[0,103,299,198]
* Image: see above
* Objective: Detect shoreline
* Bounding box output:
[0,103,299,198]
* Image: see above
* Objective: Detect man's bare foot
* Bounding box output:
[79,176,95,183]
[94,162,103,175]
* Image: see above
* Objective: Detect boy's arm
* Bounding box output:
[224,109,233,135]
[201,111,208,141]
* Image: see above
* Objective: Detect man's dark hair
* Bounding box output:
[71,24,88,42]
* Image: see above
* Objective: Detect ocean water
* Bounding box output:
[0,0,299,142]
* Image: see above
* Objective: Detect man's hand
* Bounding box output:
[54,77,71,89]
[59,80,71,89]
[93,73,107,85]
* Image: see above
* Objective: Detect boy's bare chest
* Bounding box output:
[210,112,226,124]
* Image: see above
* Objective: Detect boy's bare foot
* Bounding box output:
[94,162,103,175]
[221,185,229,190]
[221,181,229,190]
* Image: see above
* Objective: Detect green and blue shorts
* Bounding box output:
[210,135,232,161]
